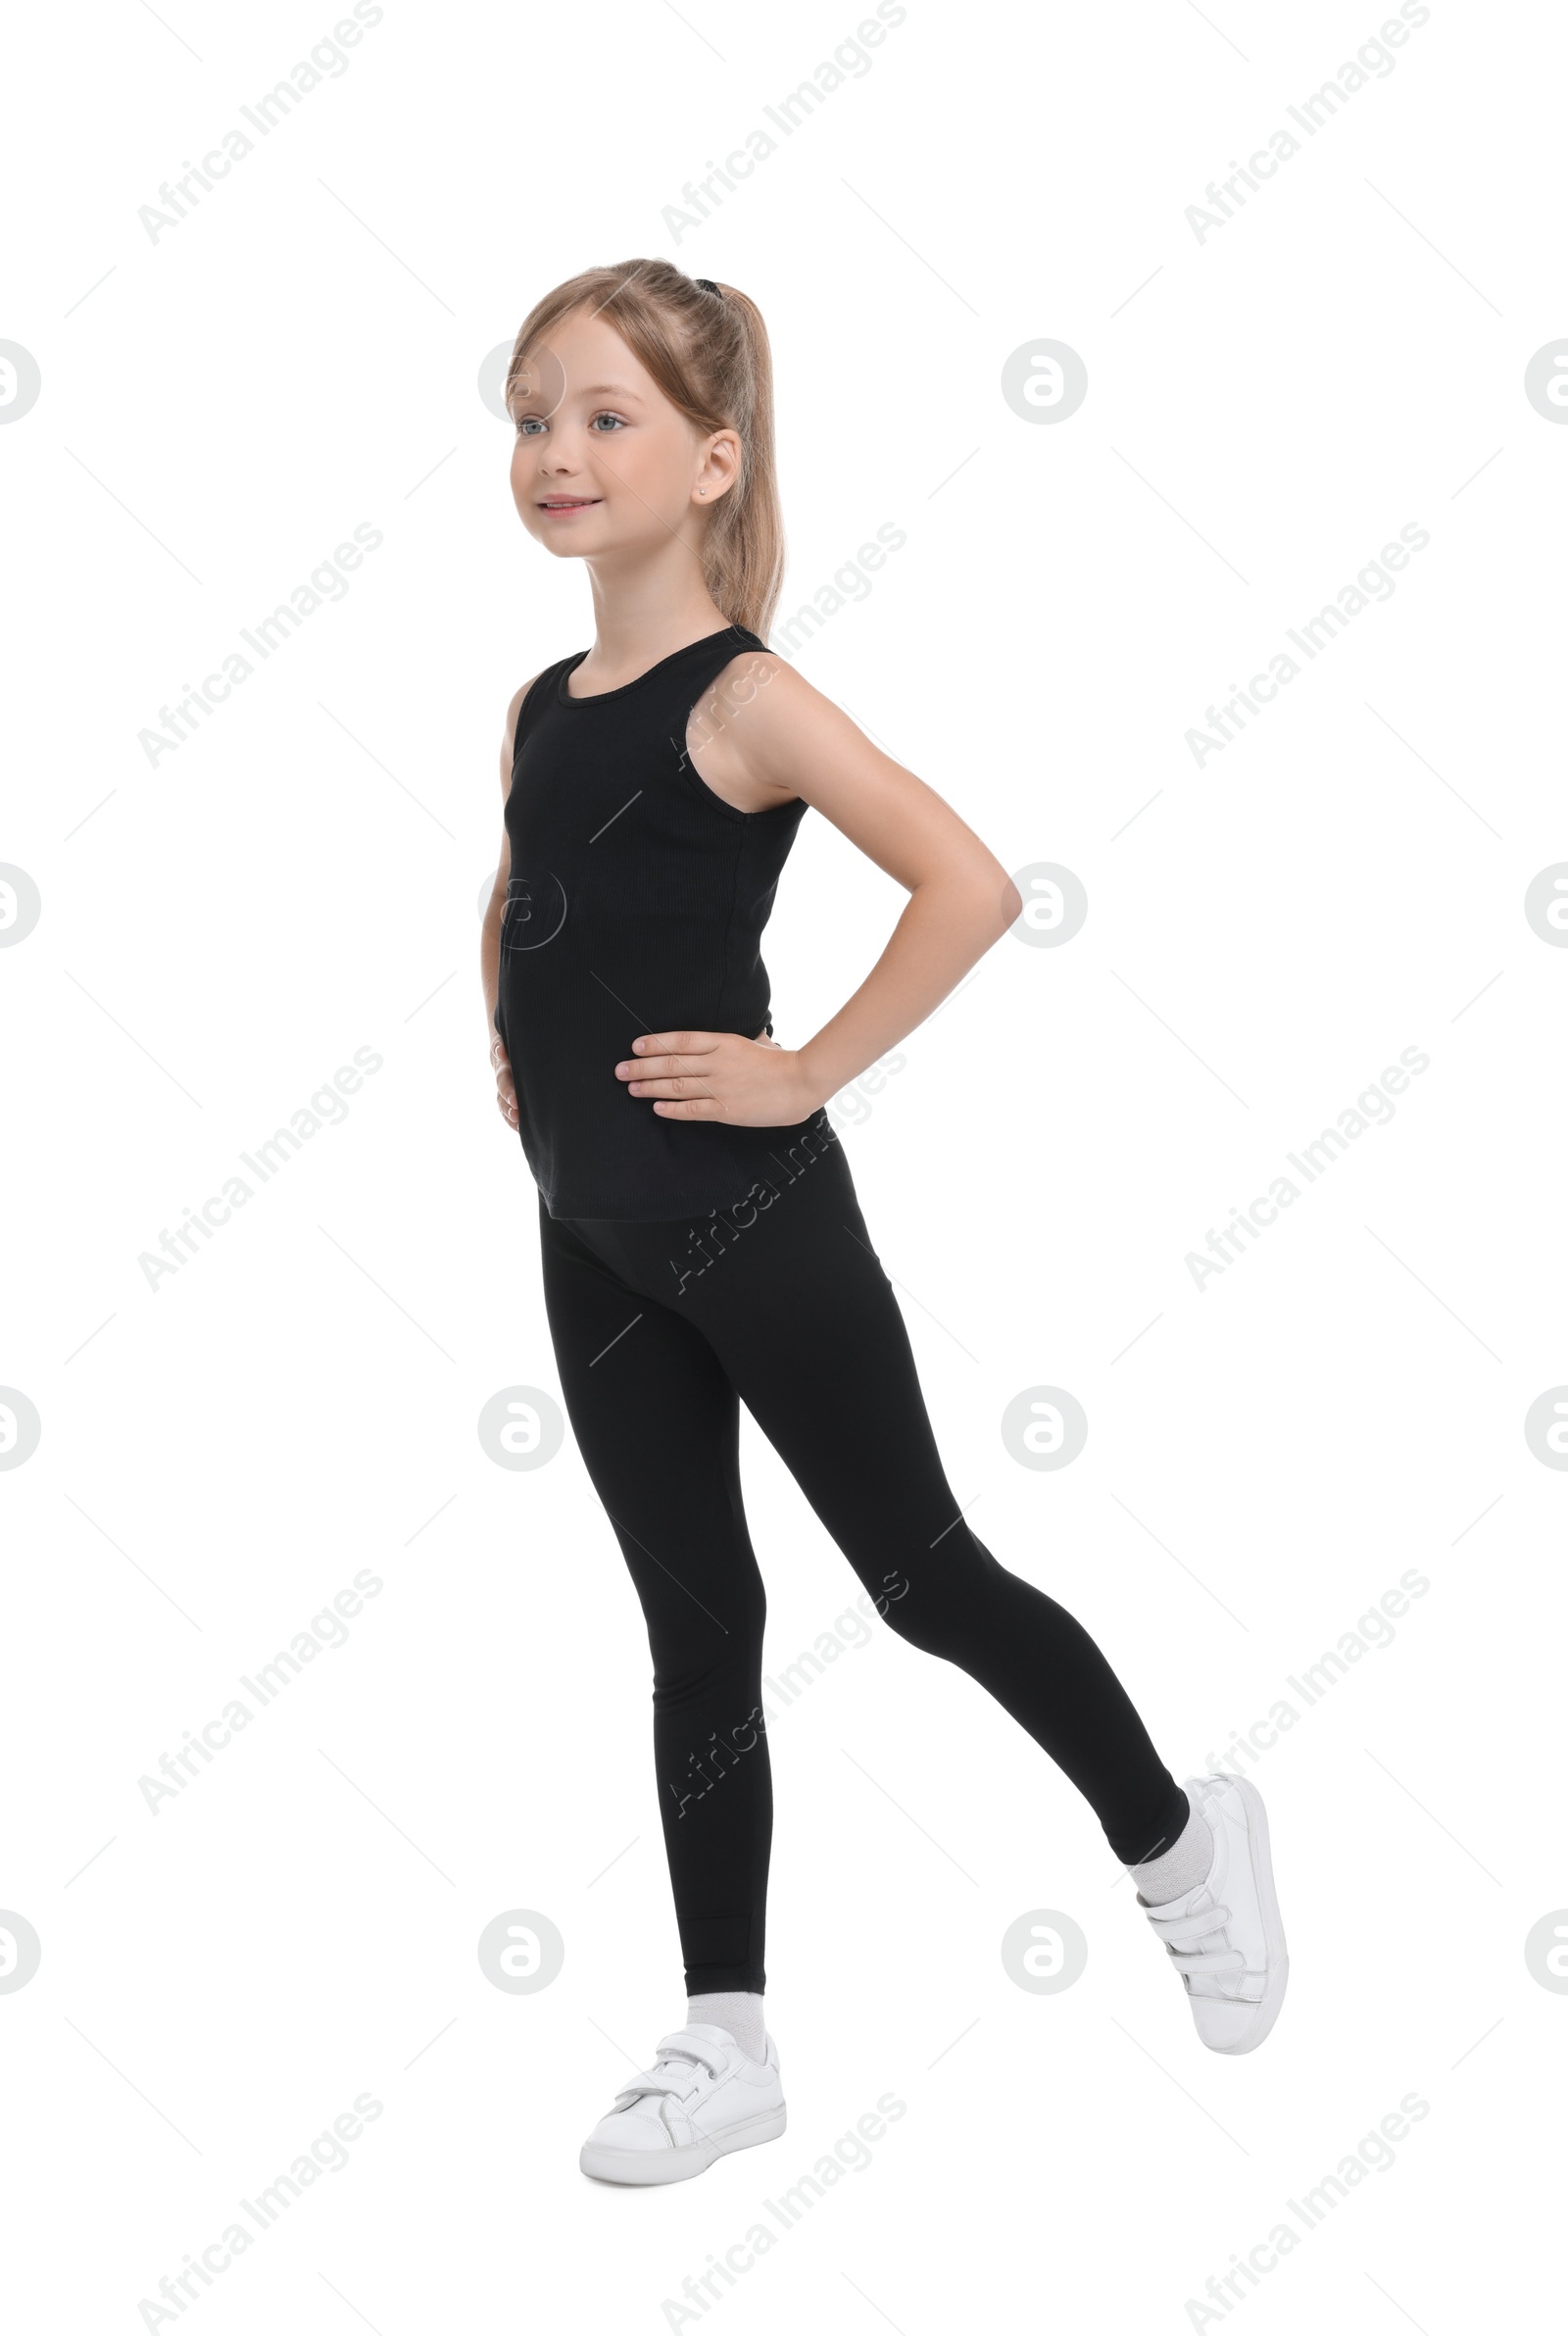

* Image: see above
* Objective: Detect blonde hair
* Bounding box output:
[505,259,785,639]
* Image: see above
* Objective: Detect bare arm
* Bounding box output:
[690,656,1022,1109]
[482,677,537,1130]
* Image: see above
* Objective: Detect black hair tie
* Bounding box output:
[694,276,723,298]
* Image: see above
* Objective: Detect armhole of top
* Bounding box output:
[677,638,805,822]
[511,660,565,771]
[678,630,764,729]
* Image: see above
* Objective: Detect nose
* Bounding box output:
[538,422,585,476]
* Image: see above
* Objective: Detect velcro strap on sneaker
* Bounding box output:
[1148,1903,1234,1950]
[613,2072,696,2107]
[612,2031,728,2109]
[652,2032,728,2080]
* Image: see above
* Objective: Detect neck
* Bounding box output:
[580,541,731,679]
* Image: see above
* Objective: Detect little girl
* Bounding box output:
[479,259,1288,2186]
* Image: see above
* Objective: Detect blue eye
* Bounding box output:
[589,413,627,432]
[515,416,545,436]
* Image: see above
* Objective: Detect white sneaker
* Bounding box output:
[578,2022,787,2185]
[1139,1772,1289,2054]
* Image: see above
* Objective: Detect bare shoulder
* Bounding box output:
[701,649,1012,904]
[689,651,857,808]
[705,650,820,730]
[743,654,871,759]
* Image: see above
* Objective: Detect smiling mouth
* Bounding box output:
[538,496,602,511]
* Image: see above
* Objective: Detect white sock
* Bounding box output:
[686,1990,765,2061]
[1126,1790,1213,1904]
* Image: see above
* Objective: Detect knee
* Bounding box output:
[874,1546,993,1659]
[647,1592,764,1700]
[628,1555,765,1676]
[880,1592,956,1661]
[874,1571,952,1658]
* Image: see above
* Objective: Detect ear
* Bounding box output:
[694,426,742,505]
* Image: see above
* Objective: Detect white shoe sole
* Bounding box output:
[579,2102,787,2186]
[1208,1773,1289,2055]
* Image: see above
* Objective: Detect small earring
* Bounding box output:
[698,487,707,497]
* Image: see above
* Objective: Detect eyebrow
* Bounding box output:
[514,380,643,403]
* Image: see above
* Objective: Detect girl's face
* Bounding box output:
[508,306,736,564]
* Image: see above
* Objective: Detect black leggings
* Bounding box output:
[537,1120,1187,1996]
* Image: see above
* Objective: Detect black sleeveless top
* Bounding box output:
[495,624,828,1220]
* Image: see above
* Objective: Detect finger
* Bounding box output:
[616,1051,706,1082]
[631,1029,717,1061]
[626,1072,710,1100]
[652,1096,720,1118]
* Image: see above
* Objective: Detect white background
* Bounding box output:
[4,1,1564,2328]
